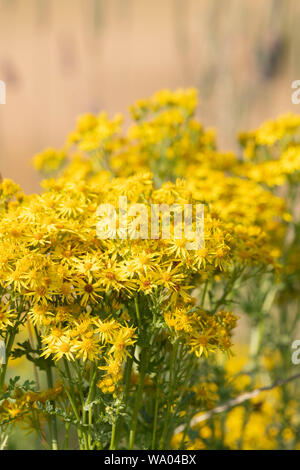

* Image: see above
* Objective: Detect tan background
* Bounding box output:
[1,0,300,193]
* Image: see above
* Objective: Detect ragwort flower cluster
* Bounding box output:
[0,88,298,450]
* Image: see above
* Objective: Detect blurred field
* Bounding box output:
[0,0,300,193]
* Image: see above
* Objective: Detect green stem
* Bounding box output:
[151,371,161,450]
[60,360,85,448]
[124,350,134,404]
[110,420,117,450]
[63,422,70,450]
[134,296,141,328]
[45,365,59,450]
[200,280,208,307]
[86,364,97,449]
[74,360,85,407]
[129,347,148,449]
[112,346,135,449]
[159,340,179,449]
[33,325,59,451]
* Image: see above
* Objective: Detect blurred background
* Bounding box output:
[1,0,300,193]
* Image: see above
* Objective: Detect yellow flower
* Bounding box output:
[74,333,102,362]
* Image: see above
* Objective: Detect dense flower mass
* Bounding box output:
[0,89,299,450]
[237,113,300,186]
